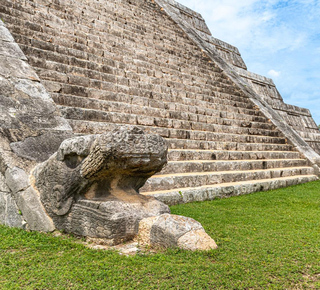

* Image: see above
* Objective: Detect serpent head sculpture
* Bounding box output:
[32,126,170,244]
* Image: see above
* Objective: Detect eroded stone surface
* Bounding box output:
[5,167,29,194]
[135,215,158,246]
[10,131,73,162]
[4,166,54,232]
[15,187,55,232]
[0,191,26,228]
[3,167,53,232]
[177,229,218,251]
[137,213,217,251]
[0,18,71,231]
[0,19,71,173]
[150,214,203,248]
[32,126,170,243]
[0,172,26,228]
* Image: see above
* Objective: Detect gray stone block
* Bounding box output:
[0,25,15,42]
[0,55,39,81]
[11,131,73,162]
[137,214,217,251]
[177,229,218,251]
[5,167,29,194]
[0,192,6,223]
[0,190,26,229]
[154,192,183,205]
[0,39,27,60]
[16,187,55,232]
[5,193,26,228]
[150,214,203,247]
[0,172,10,192]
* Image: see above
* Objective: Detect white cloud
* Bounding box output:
[178,0,315,53]
[176,0,320,124]
[179,1,268,38]
[268,70,281,78]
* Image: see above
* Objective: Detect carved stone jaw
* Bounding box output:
[32,127,170,243]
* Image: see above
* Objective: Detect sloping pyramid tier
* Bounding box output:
[0,0,317,204]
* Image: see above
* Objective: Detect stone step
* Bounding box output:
[159,159,307,175]
[25,51,251,109]
[1,2,256,116]
[57,105,280,137]
[45,74,263,114]
[12,38,252,108]
[60,106,285,143]
[52,93,275,131]
[10,29,259,110]
[5,0,194,56]
[168,149,301,161]
[67,119,294,151]
[41,74,259,113]
[141,166,314,192]
[2,9,253,105]
[141,175,319,205]
[166,138,294,151]
[36,66,264,116]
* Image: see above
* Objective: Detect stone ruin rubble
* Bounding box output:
[0,0,319,250]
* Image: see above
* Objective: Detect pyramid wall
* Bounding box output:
[0,0,319,208]
[1,0,251,137]
[157,0,320,154]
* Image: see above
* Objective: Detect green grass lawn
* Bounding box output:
[1,181,320,289]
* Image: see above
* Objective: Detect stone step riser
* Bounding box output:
[52,93,276,131]
[7,27,264,113]
[168,150,301,161]
[143,176,318,205]
[0,0,269,119]
[167,138,294,151]
[58,105,280,137]
[24,50,258,109]
[141,167,314,192]
[68,119,294,151]
[60,107,286,143]
[159,159,307,175]
[21,46,246,96]
[46,79,264,115]
[42,72,261,113]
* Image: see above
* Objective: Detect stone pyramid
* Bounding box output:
[0,0,319,230]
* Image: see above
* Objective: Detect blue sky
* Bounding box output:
[177,0,320,125]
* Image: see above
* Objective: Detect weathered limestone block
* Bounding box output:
[0,191,26,228]
[137,214,218,251]
[4,167,55,232]
[32,127,170,243]
[10,131,73,163]
[0,172,25,228]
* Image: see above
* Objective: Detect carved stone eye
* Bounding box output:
[64,155,84,169]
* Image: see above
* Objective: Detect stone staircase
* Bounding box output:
[136,96,318,203]
[0,0,318,205]
[141,147,316,204]
[233,67,320,154]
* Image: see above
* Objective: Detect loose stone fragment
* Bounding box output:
[137,214,218,251]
